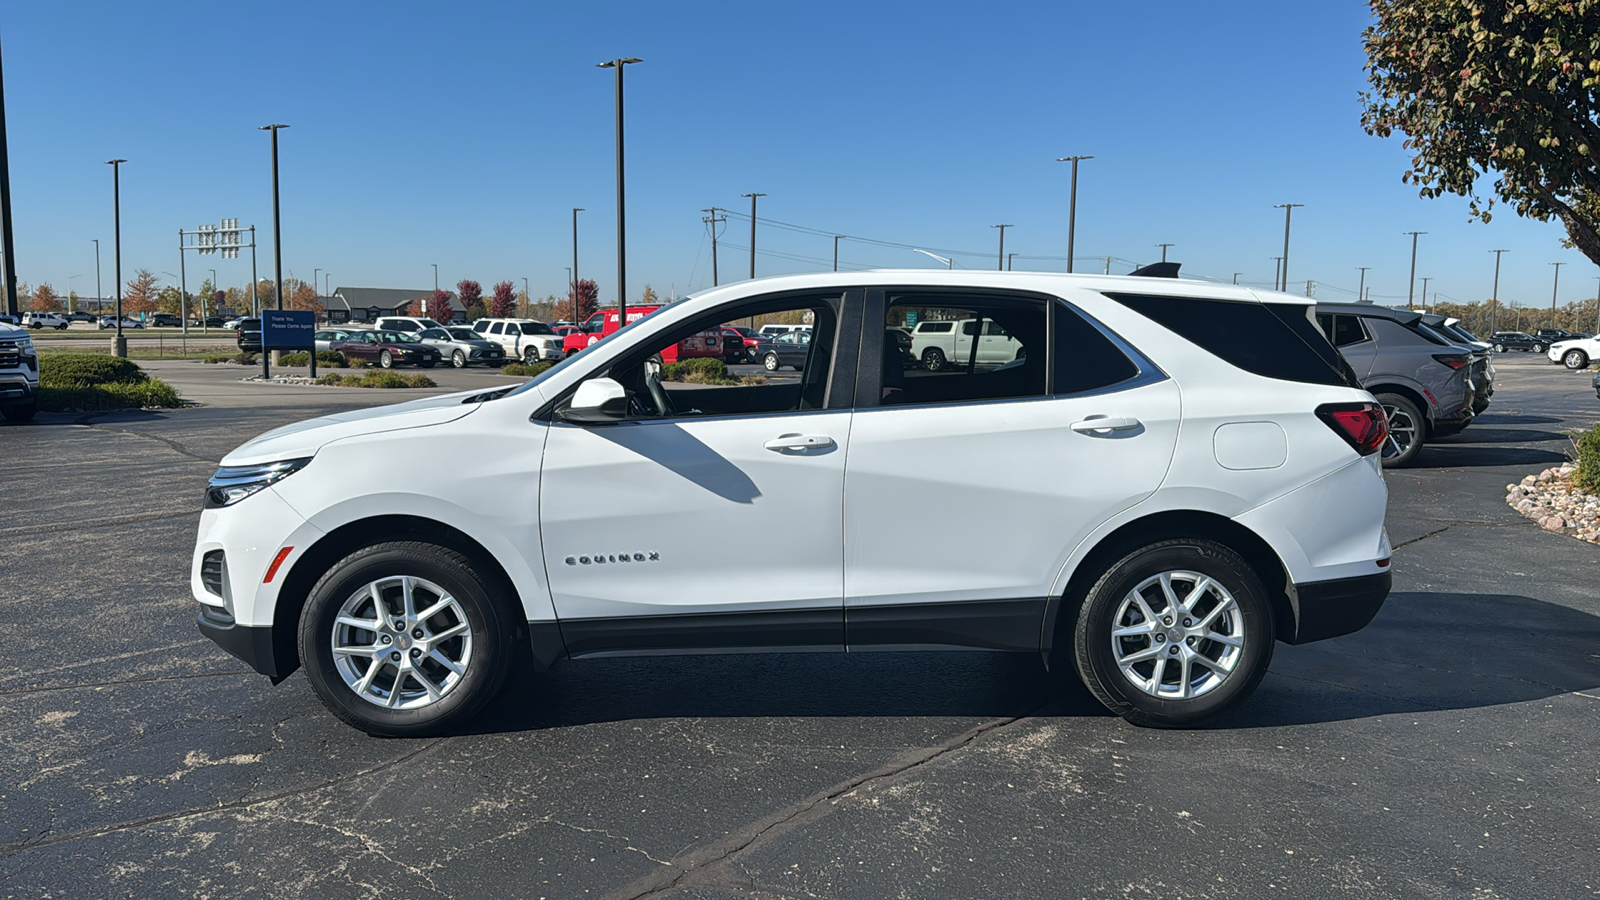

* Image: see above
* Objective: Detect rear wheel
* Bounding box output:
[763,352,780,372]
[1073,538,1273,728]
[1563,349,1589,370]
[1375,392,1423,467]
[298,542,516,737]
[1532,343,1545,353]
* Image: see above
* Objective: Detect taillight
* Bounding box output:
[1433,354,1470,370]
[1316,402,1388,456]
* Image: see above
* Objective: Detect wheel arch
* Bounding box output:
[269,514,533,681]
[1364,382,1433,434]
[1042,510,1295,666]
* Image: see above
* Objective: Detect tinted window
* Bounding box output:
[1053,304,1140,395]
[447,328,478,341]
[885,295,1046,405]
[1317,313,1369,348]
[489,322,504,335]
[419,328,446,339]
[1106,294,1358,388]
[473,321,489,333]
[521,322,554,335]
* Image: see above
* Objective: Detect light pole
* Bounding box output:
[597,57,641,327]
[1420,276,1431,312]
[1232,272,1242,285]
[431,263,438,292]
[0,35,16,319]
[1008,252,1017,272]
[1357,267,1371,304]
[571,207,583,293]
[1271,257,1283,291]
[742,192,766,280]
[1550,261,1565,328]
[1056,155,1092,273]
[1156,242,1174,263]
[992,224,1012,270]
[834,235,842,273]
[1274,203,1303,291]
[93,239,101,312]
[1487,249,1508,334]
[209,267,218,324]
[912,249,953,269]
[313,267,320,301]
[107,159,126,356]
[1404,231,1425,307]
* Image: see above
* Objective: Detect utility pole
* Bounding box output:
[571,207,583,293]
[107,159,126,356]
[1488,249,1508,333]
[1156,242,1174,263]
[1550,261,1565,328]
[1420,276,1431,312]
[1272,257,1283,290]
[1274,203,1303,291]
[701,207,725,286]
[597,57,641,325]
[1357,267,1370,303]
[1404,231,1425,307]
[1056,155,1092,273]
[1232,273,1241,285]
[93,239,102,311]
[833,235,842,272]
[1103,257,1113,275]
[0,35,16,318]
[741,192,765,280]
[992,224,1012,270]
[1008,252,1017,271]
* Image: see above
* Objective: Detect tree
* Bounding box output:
[641,283,659,305]
[1361,1,1600,265]
[566,278,599,322]
[255,280,277,309]
[456,279,483,314]
[425,288,453,322]
[489,280,516,318]
[400,296,423,317]
[157,286,184,315]
[124,269,161,315]
[289,282,324,318]
[31,282,62,312]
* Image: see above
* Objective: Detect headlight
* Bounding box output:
[205,458,312,508]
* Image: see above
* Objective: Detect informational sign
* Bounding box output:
[904,310,919,327]
[262,310,315,349]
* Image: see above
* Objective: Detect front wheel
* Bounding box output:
[1,402,37,423]
[1072,538,1273,728]
[298,542,517,737]
[452,350,467,368]
[1564,349,1589,370]
[1375,391,1424,468]
[922,347,947,372]
[1493,343,1506,353]
[379,350,394,369]
[523,347,539,365]
[1532,343,1545,353]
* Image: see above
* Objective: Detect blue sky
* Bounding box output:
[3,0,1596,311]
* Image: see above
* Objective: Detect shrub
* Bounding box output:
[347,356,369,368]
[275,350,347,367]
[39,354,147,388]
[501,361,554,377]
[38,378,181,412]
[662,357,728,381]
[203,351,258,365]
[1575,424,1600,494]
[317,350,346,367]
[317,371,435,389]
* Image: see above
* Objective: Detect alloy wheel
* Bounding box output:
[330,575,473,710]
[1381,403,1417,461]
[1110,570,1244,700]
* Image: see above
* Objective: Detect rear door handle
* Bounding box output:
[1070,416,1142,434]
[765,434,835,451]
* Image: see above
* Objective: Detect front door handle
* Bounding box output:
[765,434,835,452]
[1070,416,1142,434]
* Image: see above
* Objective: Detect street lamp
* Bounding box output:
[93,239,101,312]
[597,57,642,329]
[1156,242,1175,263]
[1403,231,1425,307]
[1274,203,1303,291]
[259,125,288,317]
[1056,155,1092,273]
[106,159,126,356]
[912,249,953,269]
[571,208,583,291]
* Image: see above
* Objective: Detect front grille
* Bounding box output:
[201,550,226,598]
[0,347,21,368]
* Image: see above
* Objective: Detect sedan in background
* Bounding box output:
[330,330,441,369]
[416,326,508,368]
[99,316,145,330]
[761,329,811,371]
[314,327,369,353]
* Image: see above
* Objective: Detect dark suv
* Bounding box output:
[1316,304,1476,466]
[236,318,262,352]
[1489,331,1543,352]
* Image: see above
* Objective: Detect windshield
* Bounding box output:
[377,331,419,344]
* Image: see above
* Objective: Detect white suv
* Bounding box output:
[471,317,563,363]
[191,272,1392,735]
[22,312,68,330]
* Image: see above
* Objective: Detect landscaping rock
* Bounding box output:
[1506,465,1600,546]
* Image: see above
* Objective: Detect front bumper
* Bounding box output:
[0,373,37,403]
[196,610,292,682]
[1281,570,1392,644]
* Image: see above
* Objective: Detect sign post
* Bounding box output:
[262,309,315,379]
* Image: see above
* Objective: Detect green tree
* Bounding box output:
[157,286,184,315]
[1361,0,1600,264]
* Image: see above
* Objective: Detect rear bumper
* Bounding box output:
[1281,570,1391,644]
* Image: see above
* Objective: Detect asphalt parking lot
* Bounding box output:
[2,353,1597,898]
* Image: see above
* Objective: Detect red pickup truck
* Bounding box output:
[560,307,727,363]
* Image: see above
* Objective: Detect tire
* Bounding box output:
[1563,349,1589,370]
[763,352,780,372]
[1375,391,1424,468]
[379,350,394,369]
[55,323,67,330]
[922,347,947,372]
[1493,343,1505,353]
[452,350,467,368]
[298,541,517,737]
[1,402,37,423]
[523,347,538,365]
[419,360,436,369]
[1072,538,1273,728]
[1532,343,1545,353]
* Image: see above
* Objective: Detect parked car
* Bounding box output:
[1418,313,1493,414]
[471,318,564,364]
[1547,334,1600,370]
[0,314,18,326]
[148,312,182,328]
[192,316,226,328]
[761,329,812,371]
[222,317,248,330]
[560,307,725,362]
[22,312,69,330]
[0,321,39,423]
[723,325,773,363]
[757,323,811,338]
[1534,328,1578,346]
[65,311,97,324]
[236,318,262,351]
[1488,331,1544,352]
[417,326,507,368]
[1316,303,1475,466]
[329,330,441,368]
[313,327,369,353]
[99,316,145,330]
[373,315,449,334]
[191,271,1392,736]
[909,317,1023,371]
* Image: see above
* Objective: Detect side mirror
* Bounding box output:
[558,377,629,425]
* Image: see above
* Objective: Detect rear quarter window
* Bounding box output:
[1105,293,1359,388]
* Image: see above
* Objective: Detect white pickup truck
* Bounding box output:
[0,322,39,422]
[908,317,1021,371]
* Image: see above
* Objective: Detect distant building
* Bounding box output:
[324,287,461,324]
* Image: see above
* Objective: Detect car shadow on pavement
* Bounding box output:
[1469,414,1568,426]
[1219,591,1600,728]
[1433,427,1571,445]
[1415,444,1571,468]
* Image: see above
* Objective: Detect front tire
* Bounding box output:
[452,350,467,368]
[1563,349,1589,370]
[1073,538,1273,728]
[1375,392,1424,468]
[922,347,947,372]
[1,402,37,423]
[1532,343,1545,353]
[379,350,394,369]
[523,347,538,365]
[298,542,516,737]
[1494,343,1505,353]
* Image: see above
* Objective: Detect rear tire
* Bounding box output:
[763,352,780,372]
[298,542,517,737]
[1073,538,1273,728]
[1375,392,1424,468]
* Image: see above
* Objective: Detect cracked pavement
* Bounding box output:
[1,354,1596,898]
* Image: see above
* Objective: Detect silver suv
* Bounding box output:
[0,322,39,423]
[1316,303,1475,467]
